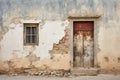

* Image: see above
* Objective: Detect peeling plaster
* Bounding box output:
[0,20,69,60]
[0,0,120,74]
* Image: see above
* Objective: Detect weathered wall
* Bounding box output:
[98,21,120,72]
[0,20,70,73]
[0,0,120,74]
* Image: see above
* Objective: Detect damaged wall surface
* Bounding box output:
[0,0,120,74]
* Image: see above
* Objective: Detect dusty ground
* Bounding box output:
[0,74,120,80]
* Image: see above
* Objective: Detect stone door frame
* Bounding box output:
[68,16,100,70]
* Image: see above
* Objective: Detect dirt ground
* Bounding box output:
[0,74,120,80]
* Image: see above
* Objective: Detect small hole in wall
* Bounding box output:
[118,57,120,63]
[104,57,109,62]
[113,67,115,70]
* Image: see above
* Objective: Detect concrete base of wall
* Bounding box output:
[100,69,120,74]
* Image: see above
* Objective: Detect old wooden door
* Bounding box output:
[73,21,94,68]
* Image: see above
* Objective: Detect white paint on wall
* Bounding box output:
[0,20,69,61]
[34,20,67,59]
[0,23,24,60]
[21,19,42,23]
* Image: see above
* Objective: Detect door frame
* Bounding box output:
[68,16,100,70]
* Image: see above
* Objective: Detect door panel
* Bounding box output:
[73,21,94,68]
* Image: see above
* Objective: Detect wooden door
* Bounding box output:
[73,21,94,68]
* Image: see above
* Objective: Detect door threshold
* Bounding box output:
[71,67,99,76]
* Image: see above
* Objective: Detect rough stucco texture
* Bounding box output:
[0,20,70,73]
[0,0,120,74]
